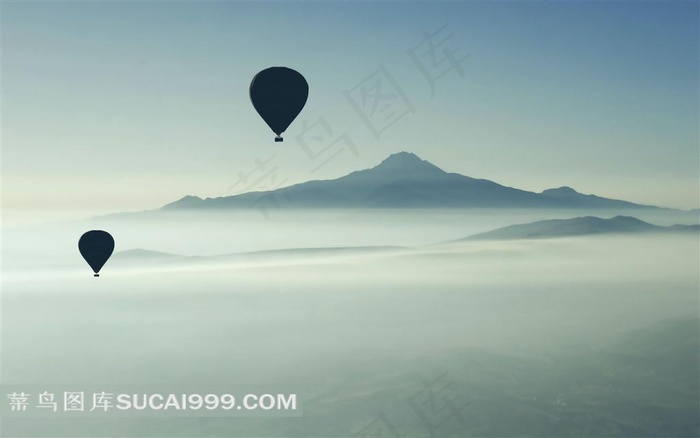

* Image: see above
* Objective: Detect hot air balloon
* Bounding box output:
[78,230,114,277]
[250,67,308,142]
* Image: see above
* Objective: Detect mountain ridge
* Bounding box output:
[162,152,662,211]
[461,215,699,241]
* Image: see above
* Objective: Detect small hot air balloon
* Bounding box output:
[78,230,114,277]
[250,67,308,142]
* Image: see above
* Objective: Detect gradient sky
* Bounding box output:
[3,1,699,215]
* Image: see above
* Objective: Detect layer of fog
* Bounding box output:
[2,209,698,436]
[3,207,699,267]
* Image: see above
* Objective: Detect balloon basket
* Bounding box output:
[275,136,283,142]
[94,274,100,277]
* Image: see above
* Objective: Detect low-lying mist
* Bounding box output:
[2,209,698,436]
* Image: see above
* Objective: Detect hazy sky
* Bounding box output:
[3,1,699,214]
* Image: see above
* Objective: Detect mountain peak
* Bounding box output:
[541,186,580,197]
[383,151,423,163]
[162,195,203,209]
[372,152,445,174]
[610,215,648,225]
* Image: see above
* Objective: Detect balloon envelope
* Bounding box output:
[78,230,114,277]
[250,67,308,141]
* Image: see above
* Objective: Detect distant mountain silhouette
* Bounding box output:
[162,152,662,210]
[462,216,699,240]
[107,246,404,268]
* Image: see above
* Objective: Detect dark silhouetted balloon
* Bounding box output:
[78,230,114,277]
[250,67,308,142]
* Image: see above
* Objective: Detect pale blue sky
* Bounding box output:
[3,1,699,213]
